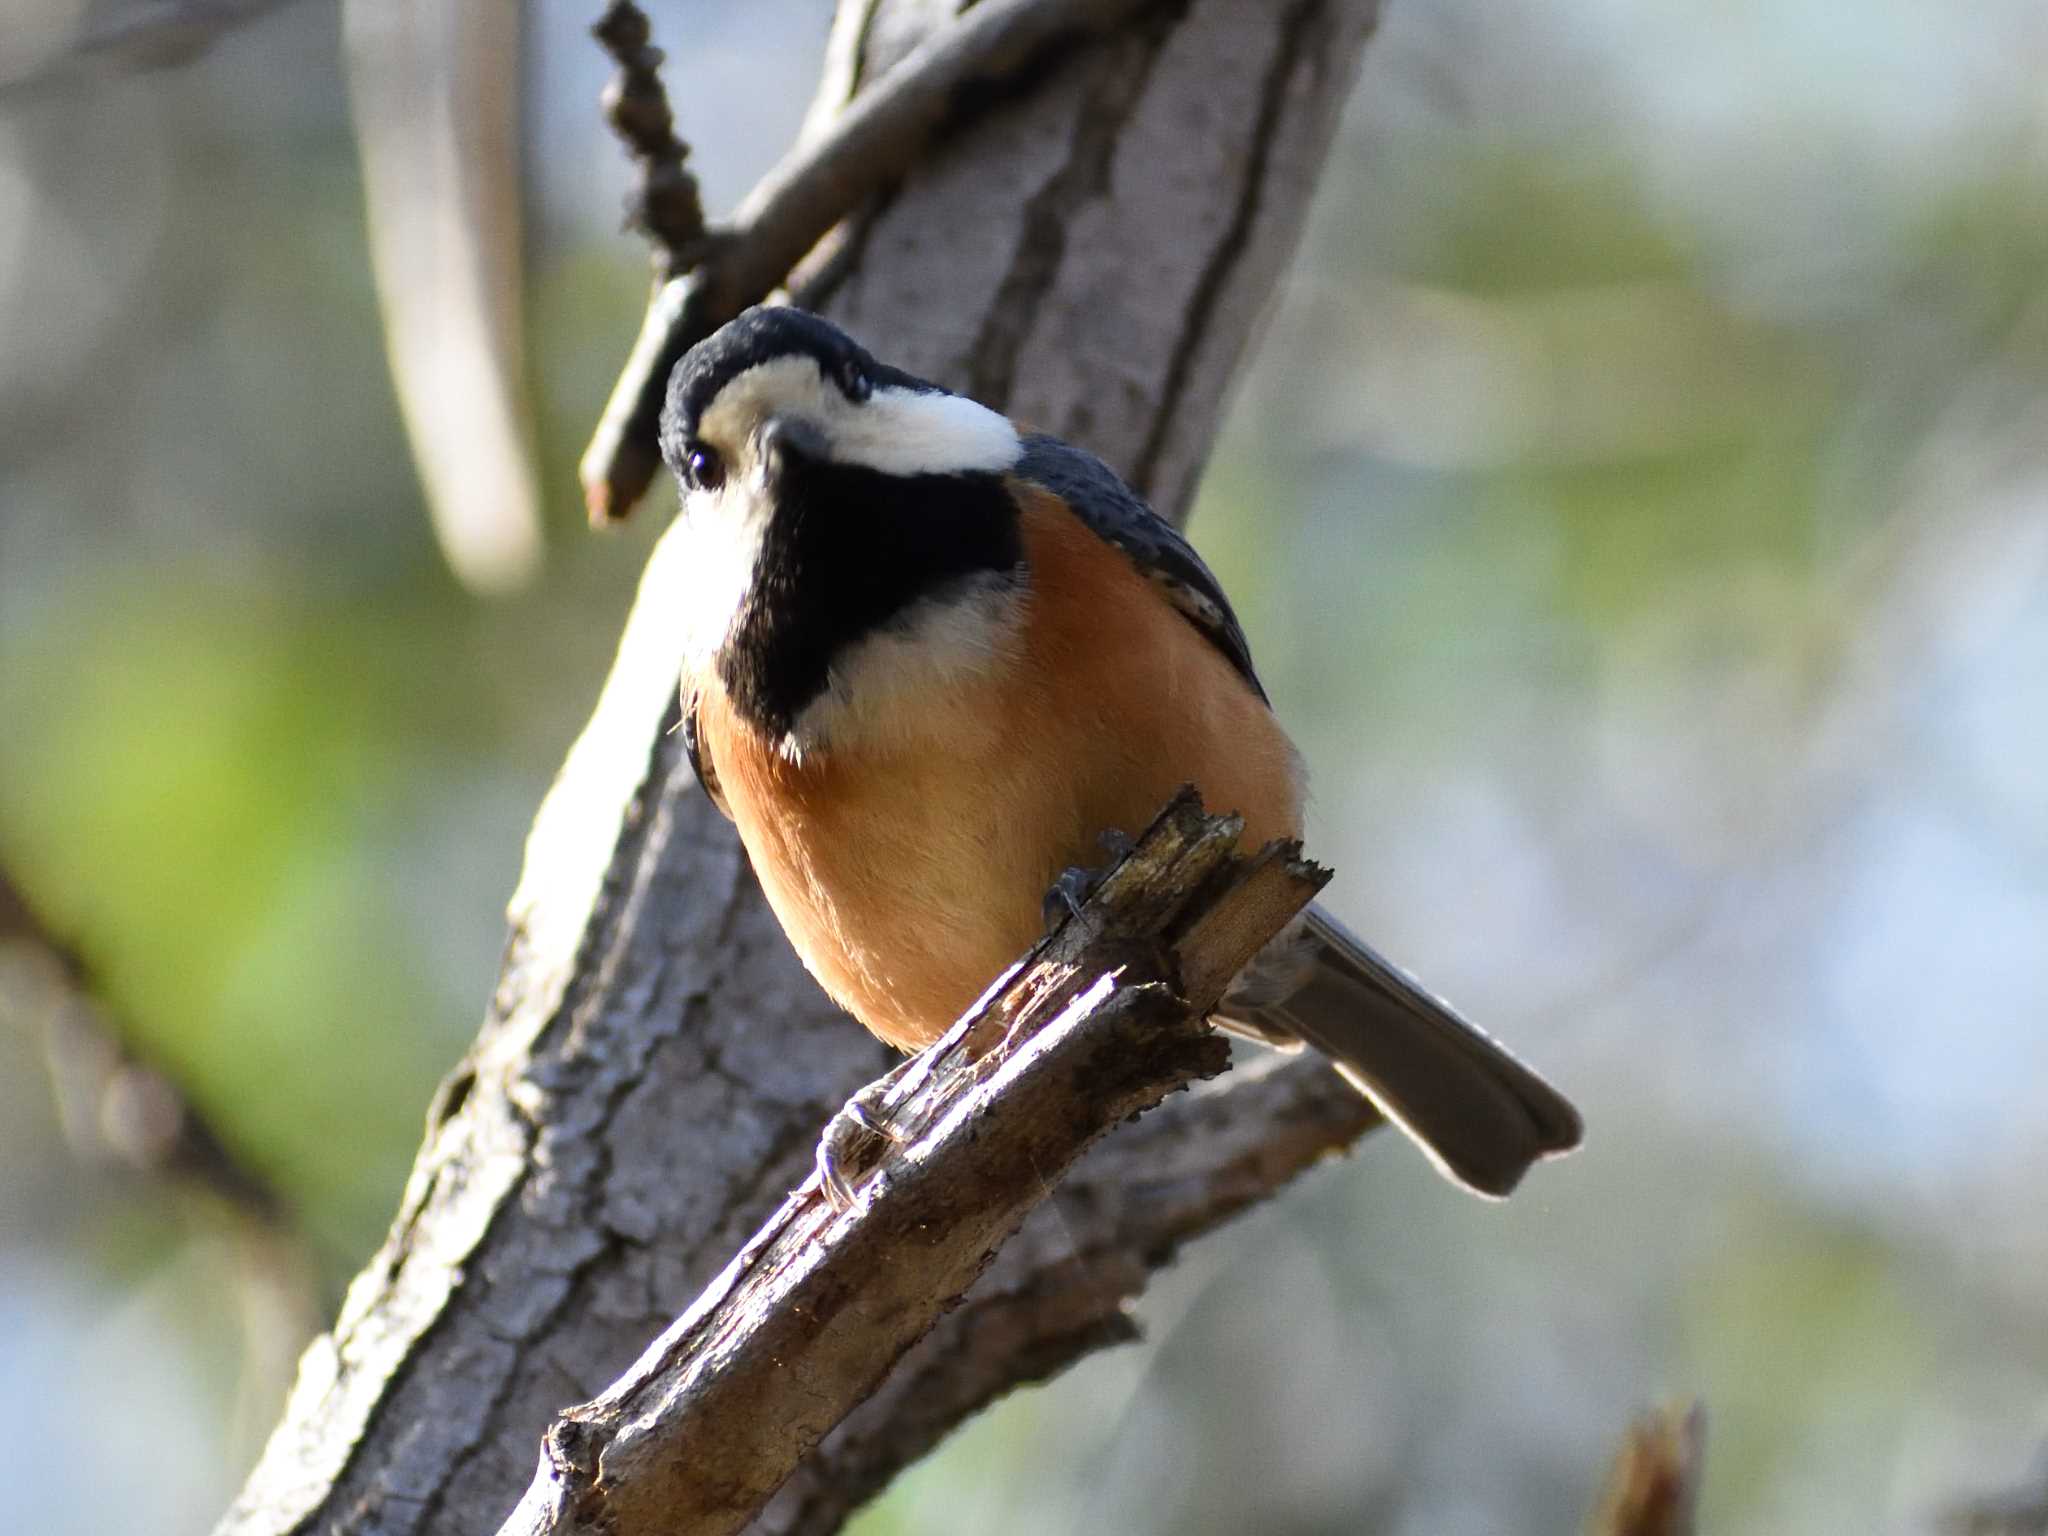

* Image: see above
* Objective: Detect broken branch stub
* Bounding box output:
[497,790,1329,1536]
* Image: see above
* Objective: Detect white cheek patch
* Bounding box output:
[673,477,773,665]
[783,573,1026,760]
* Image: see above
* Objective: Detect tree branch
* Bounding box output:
[1938,1449,2048,1536]
[497,793,1327,1536]
[346,0,541,594]
[216,3,1387,1532]
[590,2,708,272]
[756,1050,1376,1536]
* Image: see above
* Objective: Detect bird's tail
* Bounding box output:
[1217,904,1582,1197]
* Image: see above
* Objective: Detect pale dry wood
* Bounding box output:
[215,2,1386,1533]
[496,794,1327,1536]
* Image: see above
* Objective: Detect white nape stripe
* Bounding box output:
[831,384,1022,478]
[696,356,1022,482]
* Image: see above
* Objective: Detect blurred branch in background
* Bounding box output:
[0,862,323,1465]
[0,0,293,84]
[1940,1450,2048,1536]
[344,0,542,594]
[0,863,284,1223]
[1589,1403,1705,1536]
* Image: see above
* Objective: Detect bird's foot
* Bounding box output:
[815,1057,921,1212]
[1040,828,1139,935]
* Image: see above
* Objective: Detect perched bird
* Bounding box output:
[660,306,1582,1196]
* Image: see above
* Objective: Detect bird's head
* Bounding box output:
[659,306,1019,512]
[658,307,1030,741]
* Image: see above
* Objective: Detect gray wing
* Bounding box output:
[1012,434,1268,703]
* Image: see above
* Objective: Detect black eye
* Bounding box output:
[683,444,725,492]
[837,358,872,402]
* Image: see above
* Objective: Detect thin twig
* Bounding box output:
[591,1,709,271]
[496,790,1330,1536]
[579,0,1157,523]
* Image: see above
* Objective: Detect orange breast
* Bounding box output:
[695,485,1304,1050]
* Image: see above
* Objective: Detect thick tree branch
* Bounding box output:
[218,3,1386,1533]
[757,1050,1377,1536]
[498,794,1326,1536]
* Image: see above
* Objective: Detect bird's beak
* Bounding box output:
[758,415,829,483]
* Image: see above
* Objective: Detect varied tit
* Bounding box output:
[659,306,1581,1197]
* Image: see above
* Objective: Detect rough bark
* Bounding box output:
[215,2,1385,1533]
[496,795,1328,1536]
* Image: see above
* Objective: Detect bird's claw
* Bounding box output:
[815,1068,912,1211]
[1041,828,1139,935]
[1042,865,1098,933]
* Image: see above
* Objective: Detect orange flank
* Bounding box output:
[692,484,1305,1050]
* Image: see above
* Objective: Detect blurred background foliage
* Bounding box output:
[3,1,2046,1533]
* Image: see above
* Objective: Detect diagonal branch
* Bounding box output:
[757,1050,1377,1536]
[214,4,1388,1532]
[497,793,1329,1536]
[579,0,1156,523]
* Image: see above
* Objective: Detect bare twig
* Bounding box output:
[497,791,1329,1536]
[1589,1403,1707,1536]
[579,0,1156,523]
[591,2,709,271]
